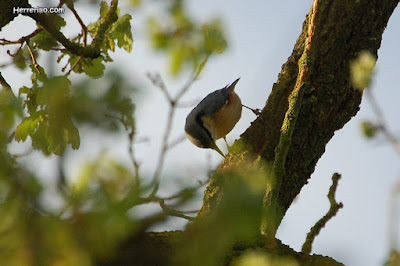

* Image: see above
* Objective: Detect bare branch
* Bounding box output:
[302,173,343,254]
[158,200,195,221]
[66,0,88,47]
[147,55,209,196]
[25,40,41,74]
[6,42,24,57]
[105,114,141,186]
[146,72,172,102]
[167,135,186,150]
[0,29,43,46]
[65,56,82,76]
[174,55,208,101]
[365,89,400,157]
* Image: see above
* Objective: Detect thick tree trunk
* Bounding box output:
[0,0,29,29]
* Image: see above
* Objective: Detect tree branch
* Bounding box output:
[365,89,400,156]
[26,0,119,58]
[302,173,343,254]
[147,56,208,196]
[65,0,88,47]
[261,0,320,238]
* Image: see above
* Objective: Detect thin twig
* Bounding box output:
[0,61,13,68]
[167,135,186,150]
[128,125,141,186]
[365,89,400,157]
[6,42,24,57]
[159,179,207,201]
[106,114,141,186]
[148,56,209,196]
[302,173,343,254]
[136,194,196,221]
[25,40,41,74]
[176,98,201,108]
[0,29,43,46]
[158,200,195,221]
[65,56,82,75]
[242,104,261,116]
[66,0,88,47]
[175,55,208,101]
[150,94,175,195]
[146,72,172,102]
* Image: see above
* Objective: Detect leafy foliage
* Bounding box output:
[86,1,133,65]
[148,0,227,75]
[350,50,376,91]
[0,0,230,264]
[361,121,379,139]
[0,158,138,265]
[15,67,79,155]
[174,164,268,265]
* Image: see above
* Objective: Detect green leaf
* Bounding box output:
[130,0,141,6]
[69,56,84,74]
[88,21,101,37]
[108,36,115,52]
[0,86,23,130]
[81,58,105,78]
[18,86,30,97]
[31,121,51,155]
[170,47,184,75]
[202,20,227,54]
[31,30,59,51]
[111,14,133,52]
[37,76,71,108]
[15,113,43,142]
[108,97,135,127]
[30,64,47,85]
[350,50,376,91]
[30,116,80,156]
[50,15,66,30]
[148,18,168,50]
[361,121,379,139]
[65,118,80,150]
[100,1,109,18]
[12,50,27,70]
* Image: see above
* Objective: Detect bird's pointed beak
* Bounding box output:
[211,142,226,158]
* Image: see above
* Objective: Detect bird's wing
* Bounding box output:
[194,89,229,119]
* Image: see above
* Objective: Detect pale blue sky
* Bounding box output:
[1,1,400,265]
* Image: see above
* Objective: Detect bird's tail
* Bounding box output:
[227,77,240,92]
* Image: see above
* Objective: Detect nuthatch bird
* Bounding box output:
[185,78,242,157]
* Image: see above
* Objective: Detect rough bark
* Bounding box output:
[0,0,29,29]
[98,231,344,266]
